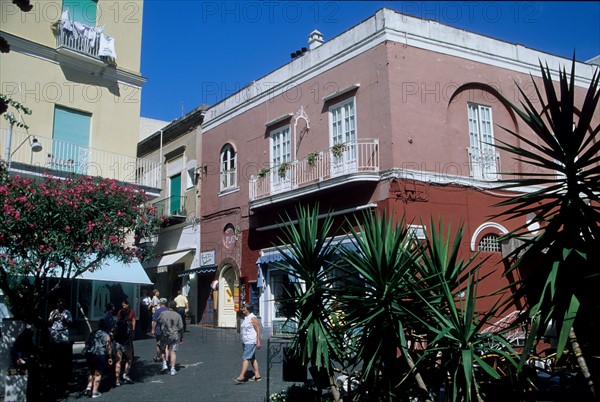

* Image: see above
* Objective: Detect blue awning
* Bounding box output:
[256,239,359,288]
[256,239,358,266]
[255,248,293,265]
[76,257,153,285]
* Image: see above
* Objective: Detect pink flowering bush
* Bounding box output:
[0,161,161,323]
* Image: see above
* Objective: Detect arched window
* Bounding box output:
[220,144,237,191]
[478,233,501,252]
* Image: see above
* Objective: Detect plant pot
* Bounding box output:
[282,346,307,382]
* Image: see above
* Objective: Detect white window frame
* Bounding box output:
[467,103,498,180]
[329,97,357,175]
[269,125,291,192]
[220,144,237,192]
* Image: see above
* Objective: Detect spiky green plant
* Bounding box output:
[494,58,599,396]
[274,204,344,400]
[336,211,432,401]
[409,219,520,402]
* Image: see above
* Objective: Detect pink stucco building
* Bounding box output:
[197,8,598,333]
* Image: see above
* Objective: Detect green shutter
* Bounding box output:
[170,174,182,214]
[52,106,91,172]
[63,0,98,26]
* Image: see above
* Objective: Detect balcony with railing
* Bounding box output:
[2,128,161,190]
[53,18,116,64]
[250,139,379,204]
[153,196,187,219]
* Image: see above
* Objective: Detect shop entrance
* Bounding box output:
[218,266,236,327]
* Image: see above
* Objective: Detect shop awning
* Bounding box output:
[77,257,153,285]
[157,250,193,268]
[177,265,217,277]
[256,239,358,266]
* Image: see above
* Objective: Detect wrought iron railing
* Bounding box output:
[153,196,187,218]
[1,127,161,189]
[250,139,379,201]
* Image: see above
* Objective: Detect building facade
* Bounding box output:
[0,0,157,340]
[198,8,598,334]
[138,108,209,325]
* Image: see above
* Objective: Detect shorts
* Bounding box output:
[242,343,256,360]
[160,337,179,352]
[85,353,108,374]
[115,341,133,361]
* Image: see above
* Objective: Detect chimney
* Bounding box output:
[308,30,324,50]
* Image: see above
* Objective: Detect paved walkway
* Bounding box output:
[62,326,298,402]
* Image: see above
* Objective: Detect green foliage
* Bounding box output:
[275,204,344,373]
[0,94,32,129]
[336,211,422,399]
[0,162,161,324]
[494,58,600,363]
[409,220,518,402]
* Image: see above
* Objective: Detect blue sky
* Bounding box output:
[140,1,600,122]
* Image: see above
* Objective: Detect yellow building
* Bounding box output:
[0,0,159,194]
[0,3,159,379]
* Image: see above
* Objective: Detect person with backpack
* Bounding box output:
[113,306,134,386]
[84,319,112,398]
[151,298,168,364]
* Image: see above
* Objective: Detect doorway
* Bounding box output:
[218,266,236,327]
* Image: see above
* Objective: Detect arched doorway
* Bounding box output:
[218,265,237,327]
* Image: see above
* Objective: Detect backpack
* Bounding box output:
[113,319,130,343]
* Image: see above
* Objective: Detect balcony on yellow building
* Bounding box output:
[1,127,161,191]
[53,17,117,66]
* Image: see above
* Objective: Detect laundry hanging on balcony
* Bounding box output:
[58,9,109,59]
[99,33,117,60]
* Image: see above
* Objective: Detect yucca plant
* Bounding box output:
[409,220,520,402]
[493,58,599,397]
[274,204,345,401]
[336,211,432,402]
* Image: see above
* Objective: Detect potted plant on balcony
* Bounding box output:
[307,151,319,167]
[278,162,290,179]
[257,167,270,178]
[331,143,347,159]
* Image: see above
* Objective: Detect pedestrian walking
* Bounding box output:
[104,303,116,334]
[117,299,136,356]
[48,298,73,395]
[83,318,113,399]
[174,290,189,332]
[151,298,168,363]
[234,304,262,384]
[156,301,184,376]
[113,307,134,387]
[151,289,160,314]
[140,289,152,334]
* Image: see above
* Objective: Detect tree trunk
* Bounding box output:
[329,374,341,402]
[403,349,433,402]
[569,327,596,399]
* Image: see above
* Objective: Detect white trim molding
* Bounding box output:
[470,222,509,251]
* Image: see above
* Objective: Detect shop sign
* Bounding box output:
[201,250,216,266]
